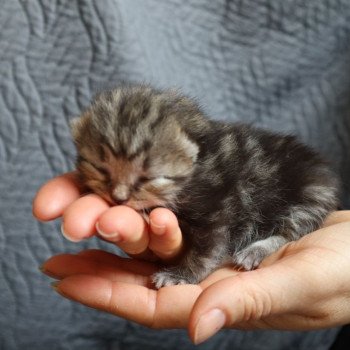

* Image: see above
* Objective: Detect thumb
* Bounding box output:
[189,266,305,344]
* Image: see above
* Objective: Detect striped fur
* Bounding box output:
[71,85,340,288]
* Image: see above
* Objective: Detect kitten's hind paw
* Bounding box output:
[234,235,288,270]
[234,245,267,270]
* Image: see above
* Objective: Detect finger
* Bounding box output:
[199,267,240,289]
[189,267,306,344]
[53,275,202,328]
[96,206,150,255]
[33,172,82,221]
[148,208,184,261]
[323,210,350,227]
[41,253,153,286]
[77,249,157,275]
[61,194,110,241]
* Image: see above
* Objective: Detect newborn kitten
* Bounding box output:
[70,85,339,288]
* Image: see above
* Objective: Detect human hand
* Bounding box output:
[35,175,350,344]
[33,174,350,343]
[33,172,184,261]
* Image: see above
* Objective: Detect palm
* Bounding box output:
[43,213,350,331]
[43,249,237,328]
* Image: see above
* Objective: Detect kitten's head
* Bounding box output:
[70,85,201,211]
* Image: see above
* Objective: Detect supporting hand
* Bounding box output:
[33,173,350,344]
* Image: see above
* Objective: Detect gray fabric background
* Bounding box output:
[1,0,349,349]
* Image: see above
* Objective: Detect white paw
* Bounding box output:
[235,236,288,270]
[152,271,188,289]
[234,246,267,270]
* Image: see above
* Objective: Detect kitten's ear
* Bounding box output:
[181,134,199,163]
[69,116,83,139]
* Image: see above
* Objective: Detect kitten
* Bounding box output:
[70,85,339,288]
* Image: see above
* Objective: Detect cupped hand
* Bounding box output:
[33,172,183,261]
[39,210,350,344]
[33,174,350,344]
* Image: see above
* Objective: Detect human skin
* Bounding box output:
[33,172,350,344]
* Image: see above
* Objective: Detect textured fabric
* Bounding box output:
[1,0,349,349]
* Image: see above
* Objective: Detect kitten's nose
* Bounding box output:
[112,185,130,205]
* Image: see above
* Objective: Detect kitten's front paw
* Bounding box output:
[152,266,200,289]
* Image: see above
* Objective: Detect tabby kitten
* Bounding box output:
[70,85,339,288]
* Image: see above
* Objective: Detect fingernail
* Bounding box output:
[150,219,166,235]
[51,281,60,291]
[61,224,81,242]
[96,222,120,241]
[193,309,226,345]
[40,265,59,279]
[50,281,69,299]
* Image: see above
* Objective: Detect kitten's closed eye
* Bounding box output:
[78,156,110,178]
[133,176,153,189]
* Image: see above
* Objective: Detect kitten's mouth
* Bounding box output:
[137,206,159,214]
[125,201,163,213]
[105,195,163,213]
